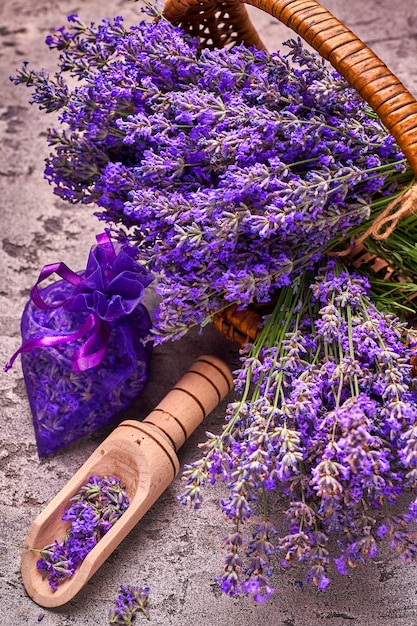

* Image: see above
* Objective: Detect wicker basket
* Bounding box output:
[163,0,417,343]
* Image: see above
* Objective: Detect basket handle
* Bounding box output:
[163,0,417,176]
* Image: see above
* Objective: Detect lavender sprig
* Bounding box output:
[109,584,150,624]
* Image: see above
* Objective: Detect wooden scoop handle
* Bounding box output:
[143,354,233,450]
[163,0,417,176]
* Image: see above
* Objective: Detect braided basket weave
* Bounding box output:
[163,0,417,343]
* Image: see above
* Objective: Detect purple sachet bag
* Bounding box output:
[5,233,153,457]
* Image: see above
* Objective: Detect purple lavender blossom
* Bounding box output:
[36,475,129,590]
[11,16,411,342]
[179,260,417,597]
[109,584,150,624]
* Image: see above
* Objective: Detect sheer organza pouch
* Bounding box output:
[5,234,153,457]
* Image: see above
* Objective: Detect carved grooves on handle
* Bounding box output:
[145,408,187,450]
[245,0,417,175]
[171,384,207,420]
[196,355,234,392]
[144,356,233,450]
[117,421,179,476]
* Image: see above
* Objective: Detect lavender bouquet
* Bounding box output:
[13,9,417,599]
[12,12,413,338]
[181,261,417,597]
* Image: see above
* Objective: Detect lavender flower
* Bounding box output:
[180,260,417,598]
[11,16,411,342]
[36,476,129,590]
[109,584,150,624]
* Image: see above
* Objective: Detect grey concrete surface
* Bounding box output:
[1,1,417,624]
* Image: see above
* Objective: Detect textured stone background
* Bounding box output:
[1,1,417,625]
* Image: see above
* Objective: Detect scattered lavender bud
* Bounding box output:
[109,584,150,624]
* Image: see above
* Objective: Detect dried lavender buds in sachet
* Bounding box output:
[5,233,153,457]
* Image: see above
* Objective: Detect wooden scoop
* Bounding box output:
[21,355,233,608]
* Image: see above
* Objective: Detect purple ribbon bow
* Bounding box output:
[4,233,152,372]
